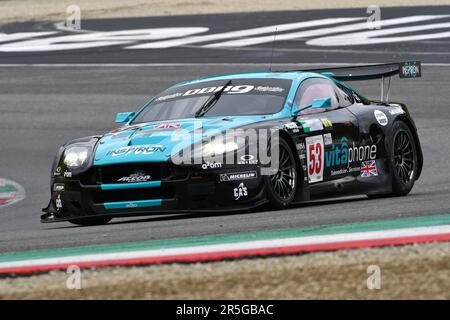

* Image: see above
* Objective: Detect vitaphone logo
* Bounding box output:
[326,137,377,168]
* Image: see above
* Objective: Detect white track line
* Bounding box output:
[0,225,449,269]
[205,15,450,47]
[128,18,362,49]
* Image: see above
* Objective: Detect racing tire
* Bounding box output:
[264,138,298,209]
[390,121,418,196]
[368,121,418,198]
[69,216,112,226]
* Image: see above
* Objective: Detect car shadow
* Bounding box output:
[45,195,369,229]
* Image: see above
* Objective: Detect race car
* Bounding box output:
[41,61,423,226]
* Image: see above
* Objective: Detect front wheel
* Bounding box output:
[264,138,298,208]
[69,216,112,226]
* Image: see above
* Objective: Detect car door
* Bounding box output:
[293,77,360,184]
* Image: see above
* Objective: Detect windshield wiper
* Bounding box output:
[194,80,232,118]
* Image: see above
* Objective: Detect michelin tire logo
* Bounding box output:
[220,171,257,182]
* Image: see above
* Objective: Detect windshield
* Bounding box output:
[132,78,292,123]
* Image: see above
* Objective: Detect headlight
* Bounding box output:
[63,146,89,168]
[202,141,239,157]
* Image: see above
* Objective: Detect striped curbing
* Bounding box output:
[0,214,449,275]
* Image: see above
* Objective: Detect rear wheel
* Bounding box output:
[368,121,417,198]
[69,216,112,226]
[391,121,418,196]
[264,138,298,208]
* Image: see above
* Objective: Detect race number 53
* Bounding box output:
[305,135,324,183]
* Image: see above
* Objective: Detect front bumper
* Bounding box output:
[41,162,266,223]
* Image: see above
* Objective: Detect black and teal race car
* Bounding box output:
[42,62,423,226]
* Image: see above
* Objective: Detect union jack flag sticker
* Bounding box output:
[155,122,181,129]
[361,160,378,177]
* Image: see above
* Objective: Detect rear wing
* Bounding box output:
[289,61,422,102]
[301,61,422,81]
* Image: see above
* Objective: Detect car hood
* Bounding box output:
[94,116,267,166]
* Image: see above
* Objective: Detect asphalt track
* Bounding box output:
[0,6,450,63]
[0,7,449,254]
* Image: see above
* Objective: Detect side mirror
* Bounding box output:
[291,98,332,118]
[312,97,332,109]
[115,112,135,123]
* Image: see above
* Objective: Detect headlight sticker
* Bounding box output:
[63,146,90,168]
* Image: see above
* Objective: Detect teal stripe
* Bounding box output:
[0,213,449,263]
[103,199,162,210]
[101,181,161,190]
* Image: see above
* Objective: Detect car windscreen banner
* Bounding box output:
[153,78,292,103]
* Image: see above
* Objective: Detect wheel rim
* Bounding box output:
[393,130,415,183]
[270,144,296,200]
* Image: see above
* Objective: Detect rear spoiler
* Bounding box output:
[295,61,422,103]
[300,61,422,81]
